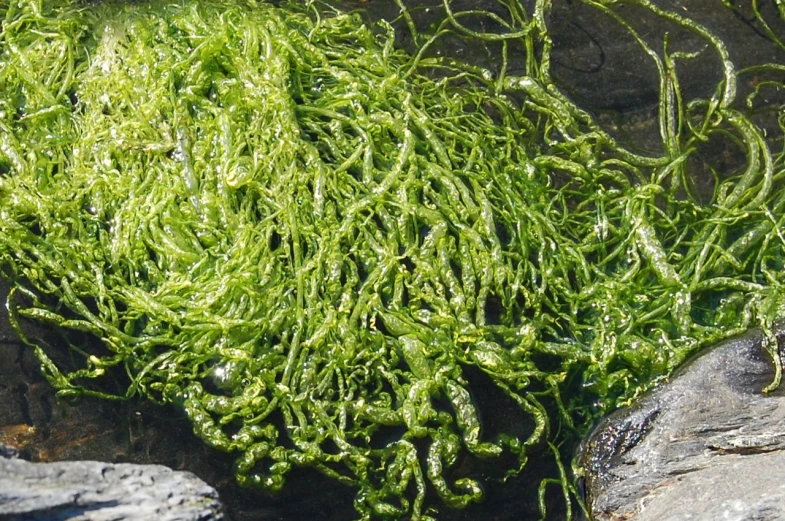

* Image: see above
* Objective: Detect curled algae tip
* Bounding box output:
[0,0,783,519]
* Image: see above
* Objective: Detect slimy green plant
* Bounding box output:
[0,0,783,518]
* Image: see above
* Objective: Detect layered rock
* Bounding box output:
[0,443,225,521]
[580,322,785,521]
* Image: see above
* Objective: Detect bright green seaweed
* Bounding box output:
[0,0,783,519]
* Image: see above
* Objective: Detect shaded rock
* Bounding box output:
[356,0,785,155]
[0,443,225,521]
[580,322,785,521]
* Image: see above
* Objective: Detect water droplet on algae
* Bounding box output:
[210,359,248,391]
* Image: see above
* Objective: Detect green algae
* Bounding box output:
[0,0,783,518]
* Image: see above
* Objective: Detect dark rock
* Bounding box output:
[0,443,225,521]
[0,444,20,459]
[355,0,785,155]
[580,322,785,521]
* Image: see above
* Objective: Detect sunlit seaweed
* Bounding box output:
[0,0,783,519]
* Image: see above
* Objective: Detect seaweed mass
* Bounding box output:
[0,0,783,519]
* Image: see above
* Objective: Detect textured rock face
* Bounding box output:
[580,322,785,521]
[0,444,225,521]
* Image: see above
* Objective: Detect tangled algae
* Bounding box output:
[1,0,784,518]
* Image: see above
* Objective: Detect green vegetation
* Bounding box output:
[0,0,783,518]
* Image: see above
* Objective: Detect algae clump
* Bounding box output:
[0,0,784,519]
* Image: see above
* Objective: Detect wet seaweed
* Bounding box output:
[0,0,783,518]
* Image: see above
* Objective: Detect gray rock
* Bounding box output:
[580,321,785,521]
[0,444,225,521]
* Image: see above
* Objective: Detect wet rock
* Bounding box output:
[0,443,225,521]
[580,322,785,521]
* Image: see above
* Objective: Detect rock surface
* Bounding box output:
[0,443,225,521]
[580,321,785,521]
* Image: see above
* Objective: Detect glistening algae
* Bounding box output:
[0,0,783,519]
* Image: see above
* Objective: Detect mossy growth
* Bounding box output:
[0,0,783,518]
